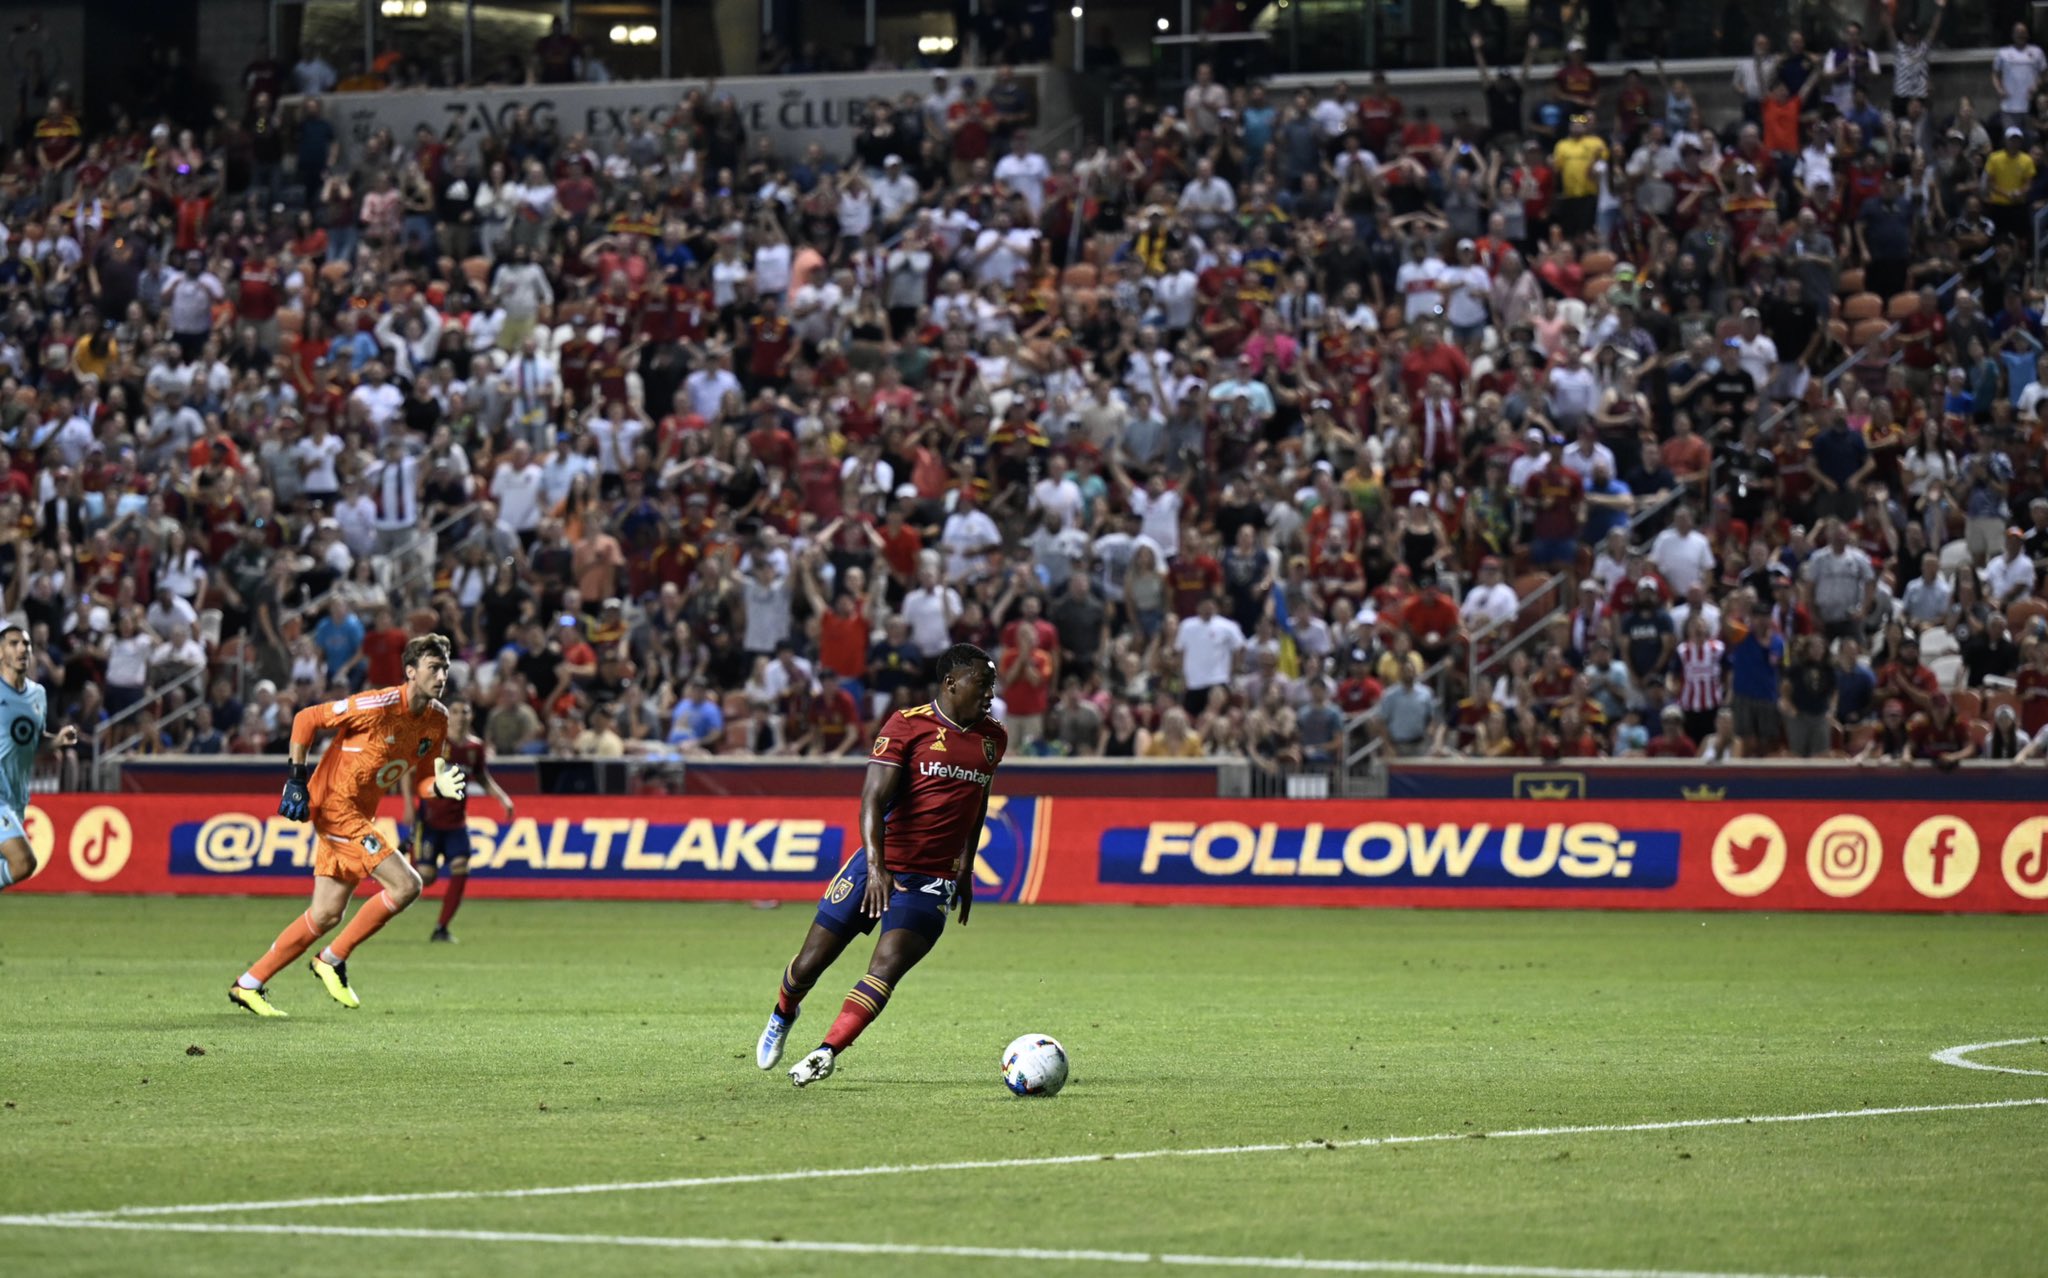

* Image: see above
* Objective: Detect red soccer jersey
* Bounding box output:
[421,736,490,829]
[866,702,1008,876]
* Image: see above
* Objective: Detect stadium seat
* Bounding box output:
[1827,318,1849,347]
[1845,723,1878,754]
[1835,268,1865,296]
[1918,628,1957,660]
[1952,690,1982,723]
[1060,263,1097,290]
[319,260,351,287]
[1929,653,1964,689]
[2008,597,2048,633]
[1850,318,1892,348]
[462,256,491,289]
[1938,539,1974,575]
[1512,573,1550,599]
[1842,293,1884,322]
[1556,299,1588,330]
[1885,292,1921,320]
[1579,250,1617,278]
[1968,720,1992,747]
[1581,275,1613,304]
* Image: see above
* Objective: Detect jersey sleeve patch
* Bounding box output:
[870,718,911,768]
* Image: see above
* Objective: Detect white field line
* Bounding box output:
[1930,1039,2048,1078]
[0,1216,1855,1278]
[28,1096,2048,1222]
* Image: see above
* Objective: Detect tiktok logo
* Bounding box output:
[1999,819,2048,901]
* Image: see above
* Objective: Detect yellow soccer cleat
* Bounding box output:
[228,985,289,1018]
[309,956,361,1009]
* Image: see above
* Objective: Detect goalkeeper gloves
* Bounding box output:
[430,756,468,801]
[279,764,312,821]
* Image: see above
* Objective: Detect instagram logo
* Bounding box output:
[1806,815,1881,898]
[1817,831,1868,882]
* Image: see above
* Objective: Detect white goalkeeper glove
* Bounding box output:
[430,756,468,801]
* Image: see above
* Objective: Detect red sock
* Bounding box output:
[775,960,814,1020]
[436,873,467,929]
[326,890,403,962]
[822,975,894,1052]
[246,910,327,984]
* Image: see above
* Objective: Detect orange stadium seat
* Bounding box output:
[2008,597,2048,633]
[1060,263,1098,290]
[462,256,491,288]
[1835,268,1865,296]
[1842,293,1884,322]
[1885,292,1921,320]
[1579,250,1617,278]
[1952,690,1982,724]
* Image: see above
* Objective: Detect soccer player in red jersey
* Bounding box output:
[411,698,515,942]
[227,636,466,1017]
[760,644,1005,1087]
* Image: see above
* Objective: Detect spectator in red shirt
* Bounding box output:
[1398,320,1473,400]
[1000,621,1053,748]
[360,607,409,687]
[1644,706,1699,756]
[1876,636,1940,713]
[1400,576,1462,666]
[1522,439,1586,578]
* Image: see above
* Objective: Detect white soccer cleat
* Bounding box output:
[789,1046,836,1088]
[757,1010,795,1070]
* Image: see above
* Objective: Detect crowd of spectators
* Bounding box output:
[6,12,2048,780]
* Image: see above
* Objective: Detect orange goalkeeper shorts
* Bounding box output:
[312,813,397,885]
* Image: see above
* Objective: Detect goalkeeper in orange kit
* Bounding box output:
[228,635,467,1017]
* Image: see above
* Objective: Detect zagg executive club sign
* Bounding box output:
[298,69,1042,159]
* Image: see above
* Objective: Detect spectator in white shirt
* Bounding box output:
[1460,557,1520,633]
[491,440,547,535]
[1175,597,1247,715]
[1649,506,1716,597]
[1985,528,2039,604]
[872,155,921,227]
[1182,62,1229,138]
[1395,239,1446,324]
[1993,24,2047,124]
[1177,158,1237,232]
[940,491,1002,582]
[992,133,1052,219]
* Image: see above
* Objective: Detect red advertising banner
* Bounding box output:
[12,795,2048,912]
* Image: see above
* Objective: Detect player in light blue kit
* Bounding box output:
[0,625,79,892]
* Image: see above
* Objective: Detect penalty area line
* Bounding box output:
[0,1216,1856,1278]
[26,1096,2048,1223]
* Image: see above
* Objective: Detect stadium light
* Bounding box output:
[1156,16,1170,30]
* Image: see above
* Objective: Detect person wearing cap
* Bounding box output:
[1442,239,1492,347]
[1984,122,2036,245]
[1550,110,1607,240]
[1985,526,2039,605]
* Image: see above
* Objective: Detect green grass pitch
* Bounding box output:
[1,896,2044,1277]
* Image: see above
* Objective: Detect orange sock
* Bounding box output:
[245,910,327,985]
[325,890,404,962]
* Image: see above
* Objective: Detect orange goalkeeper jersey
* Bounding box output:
[292,686,449,828]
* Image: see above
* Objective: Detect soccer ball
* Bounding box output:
[1001,1034,1069,1097]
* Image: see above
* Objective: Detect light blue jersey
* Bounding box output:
[0,676,48,835]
